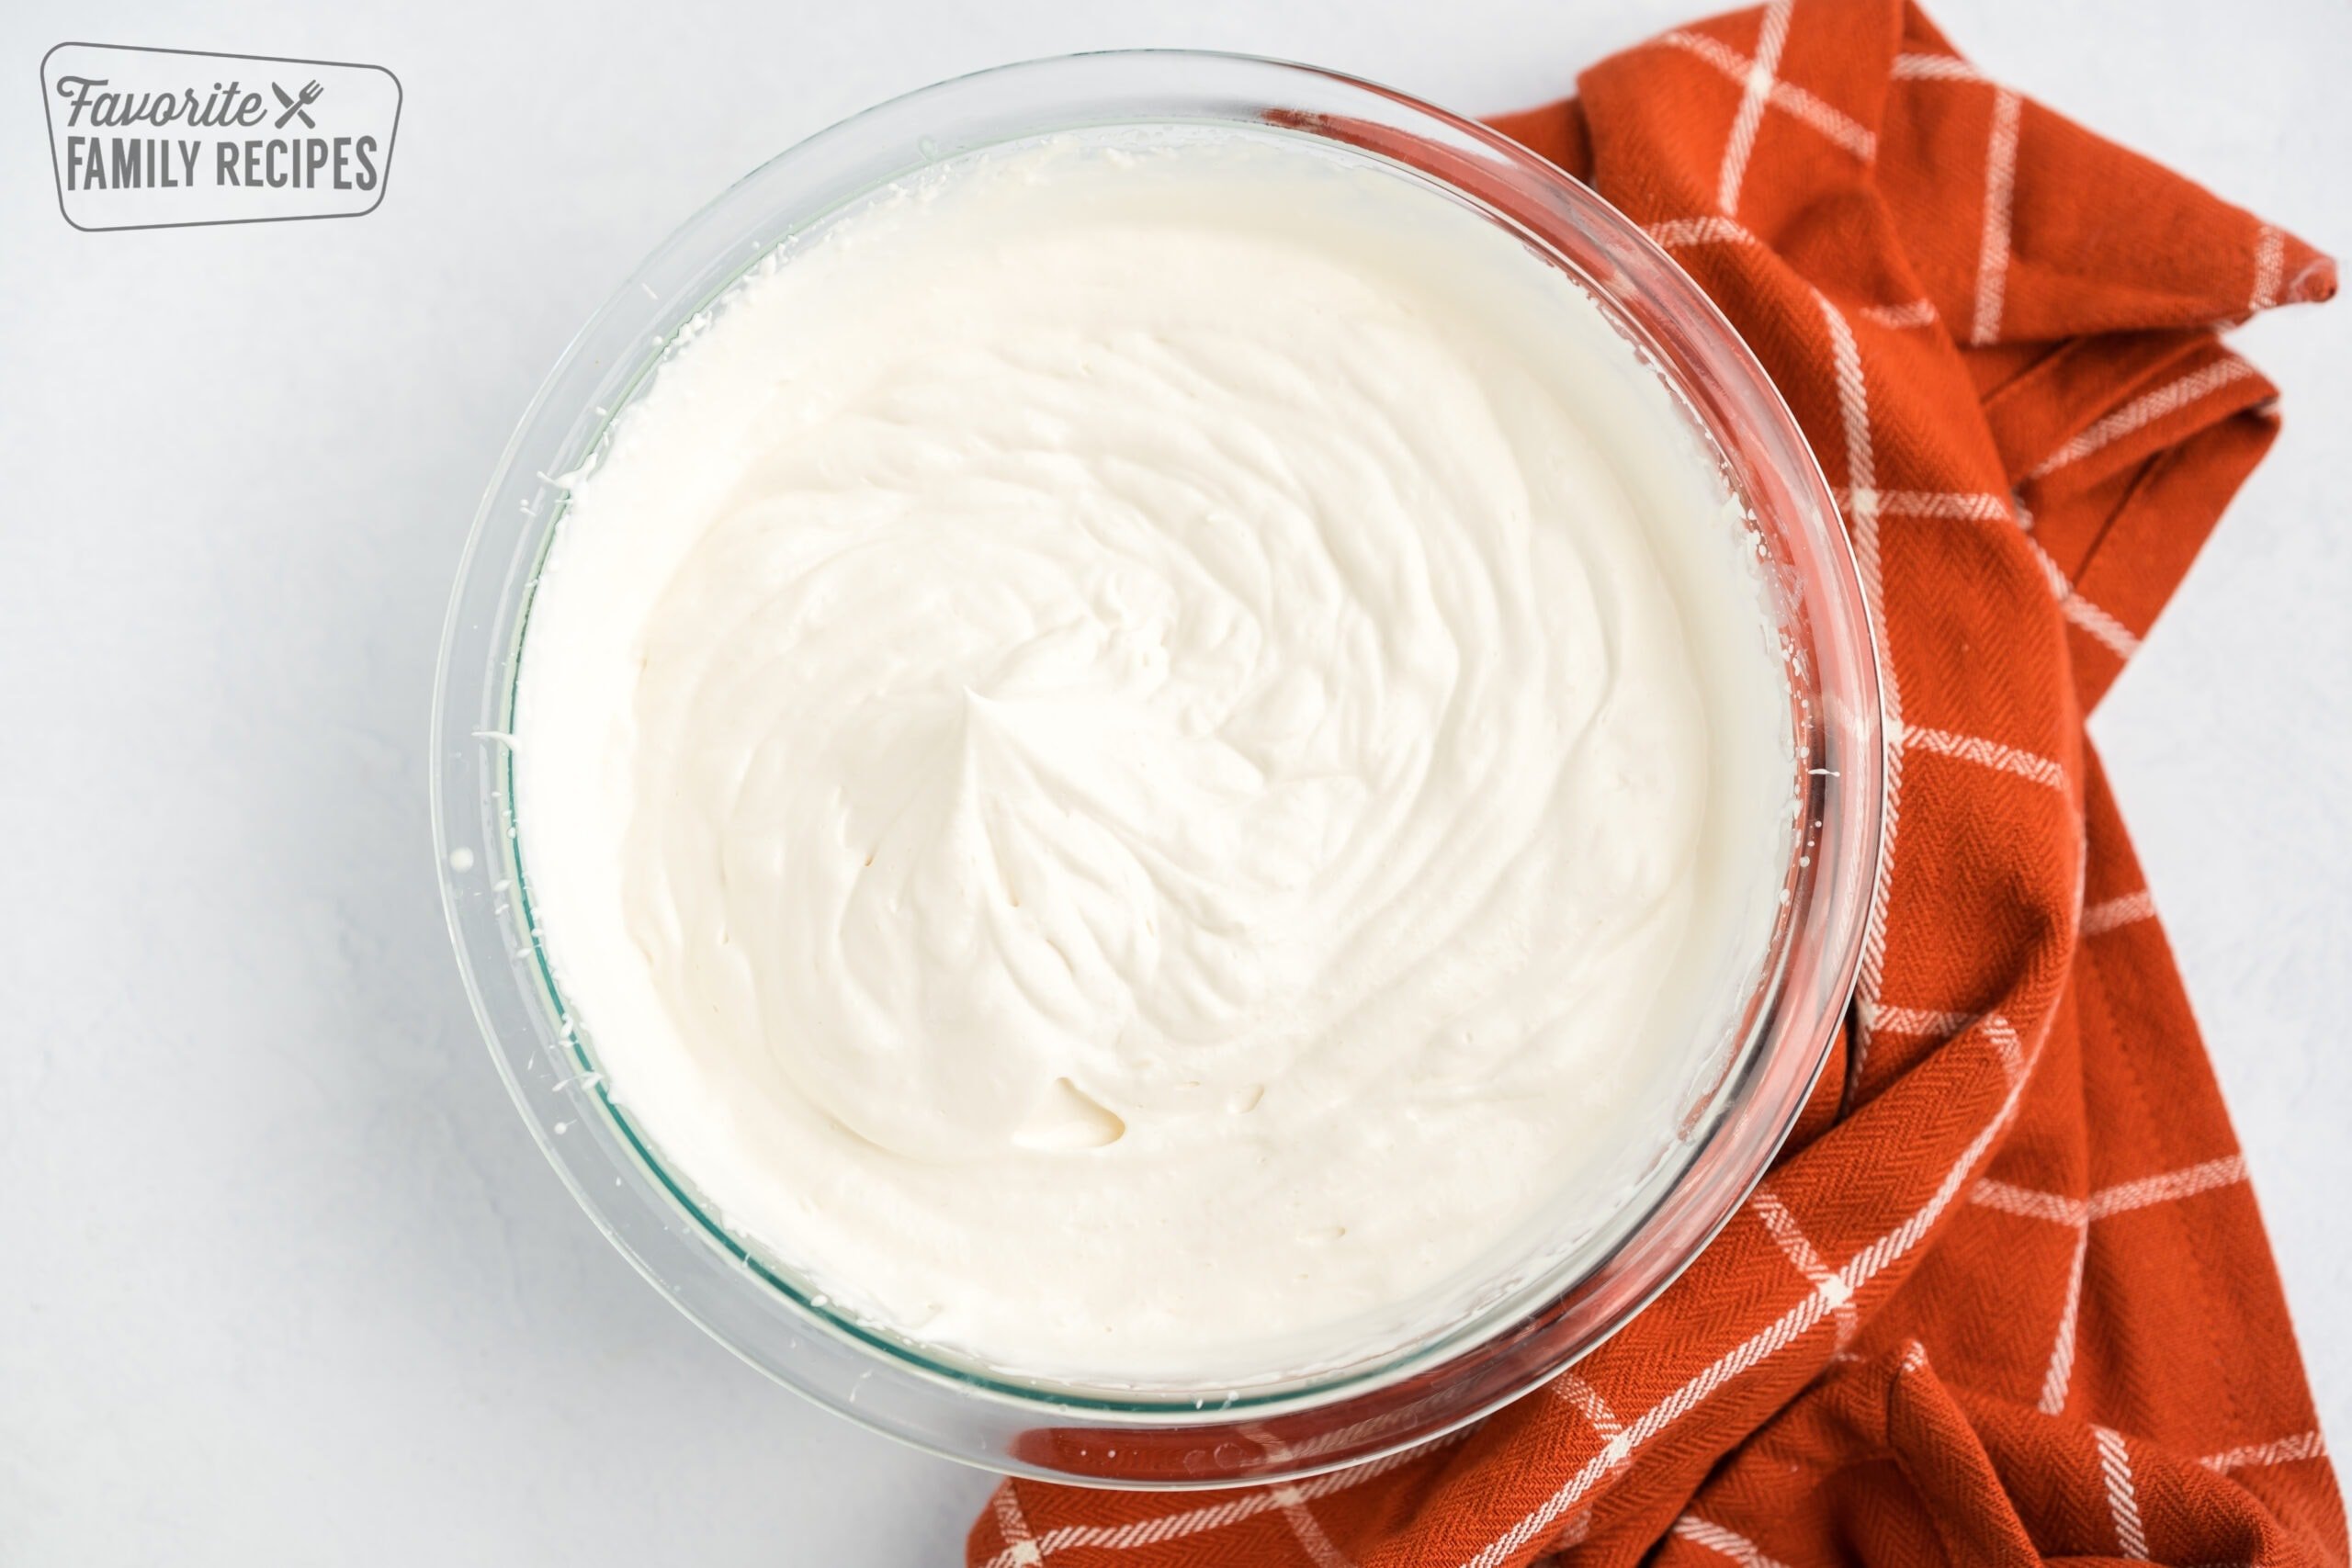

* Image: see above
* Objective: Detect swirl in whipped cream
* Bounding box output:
[515,133,1793,1382]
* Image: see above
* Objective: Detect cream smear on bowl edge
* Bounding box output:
[513,129,1796,1389]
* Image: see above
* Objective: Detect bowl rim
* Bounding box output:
[431,45,1883,1487]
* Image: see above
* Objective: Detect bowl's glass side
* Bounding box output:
[431,49,1883,1487]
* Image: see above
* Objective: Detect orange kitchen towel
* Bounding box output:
[967,2,2344,1564]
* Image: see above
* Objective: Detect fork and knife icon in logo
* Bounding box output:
[270,80,323,129]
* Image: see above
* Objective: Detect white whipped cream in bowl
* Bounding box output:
[433,51,1883,1487]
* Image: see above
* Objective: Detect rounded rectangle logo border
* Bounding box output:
[40,40,402,232]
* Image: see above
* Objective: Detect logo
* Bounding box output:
[40,43,401,231]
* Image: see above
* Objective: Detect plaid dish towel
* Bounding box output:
[967,1,2343,1562]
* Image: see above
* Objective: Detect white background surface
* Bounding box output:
[2,0,2344,1562]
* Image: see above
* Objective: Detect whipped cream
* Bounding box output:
[514,132,1794,1384]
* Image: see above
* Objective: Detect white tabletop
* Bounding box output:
[2,0,2342,1561]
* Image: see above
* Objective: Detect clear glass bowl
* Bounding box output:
[431,50,1883,1489]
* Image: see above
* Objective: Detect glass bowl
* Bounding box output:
[431,50,1883,1489]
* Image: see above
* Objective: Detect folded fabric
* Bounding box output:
[967,3,2342,1562]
